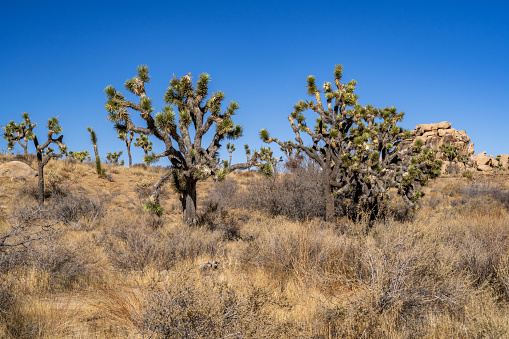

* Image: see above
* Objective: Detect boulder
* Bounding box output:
[400,122,474,163]
[472,152,493,166]
[415,121,452,135]
[477,164,492,172]
[0,161,36,178]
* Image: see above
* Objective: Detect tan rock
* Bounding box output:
[415,121,452,134]
[477,164,492,172]
[437,121,452,129]
[0,161,36,178]
[467,143,475,156]
[472,152,492,166]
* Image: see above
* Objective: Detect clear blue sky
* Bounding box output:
[1,0,508,165]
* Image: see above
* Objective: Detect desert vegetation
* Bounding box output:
[0,152,509,338]
[1,65,509,338]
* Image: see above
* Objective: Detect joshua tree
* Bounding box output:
[69,150,90,162]
[2,112,36,155]
[244,144,251,171]
[4,116,66,205]
[87,127,104,177]
[114,125,134,167]
[134,134,153,161]
[226,143,235,166]
[260,65,442,222]
[106,151,123,166]
[105,65,265,225]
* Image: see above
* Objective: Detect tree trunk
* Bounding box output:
[37,150,44,206]
[323,171,334,223]
[182,178,197,226]
[21,139,28,155]
[127,143,132,167]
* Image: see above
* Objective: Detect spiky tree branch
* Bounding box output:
[2,112,36,155]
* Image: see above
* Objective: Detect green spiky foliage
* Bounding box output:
[106,151,123,166]
[105,66,267,225]
[2,112,37,154]
[87,127,104,177]
[261,65,442,222]
[251,147,282,177]
[69,150,90,162]
[114,124,134,167]
[439,144,460,162]
[226,142,236,166]
[134,133,154,164]
[4,115,66,205]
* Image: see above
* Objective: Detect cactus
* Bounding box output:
[105,66,268,225]
[4,115,66,205]
[261,65,442,222]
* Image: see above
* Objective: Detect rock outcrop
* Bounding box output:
[399,122,508,173]
[0,161,37,178]
[399,121,474,160]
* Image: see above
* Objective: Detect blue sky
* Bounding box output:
[1,0,508,166]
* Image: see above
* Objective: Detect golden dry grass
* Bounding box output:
[1,155,509,338]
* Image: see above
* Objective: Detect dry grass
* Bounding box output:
[1,155,509,337]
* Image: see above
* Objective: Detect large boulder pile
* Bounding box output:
[0,161,37,178]
[399,122,508,173]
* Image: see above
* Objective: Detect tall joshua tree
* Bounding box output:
[105,65,265,225]
[2,112,36,155]
[260,65,442,222]
[4,116,66,205]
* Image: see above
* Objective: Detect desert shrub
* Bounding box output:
[29,240,100,291]
[12,153,37,165]
[239,159,329,221]
[460,180,509,210]
[102,213,222,272]
[103,221,174,272]
[197,201,243,241]
[138,273,275,338]
[203,178,240,210]
[462,170,474,179]
[18,178,69,201]
[322,224,475,337]
[50,192,109,229]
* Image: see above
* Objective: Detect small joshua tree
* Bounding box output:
[87,127,105,177]
[69,150,90,162]
[114,124,134,167]
[261,65,442,222]
[226,143,235,166]
[244,144,251,171]
[134,134,154,163]
[2,112,36,155]
[4,115,66,205]
[106,151,123,166]
[105,65,266,225]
